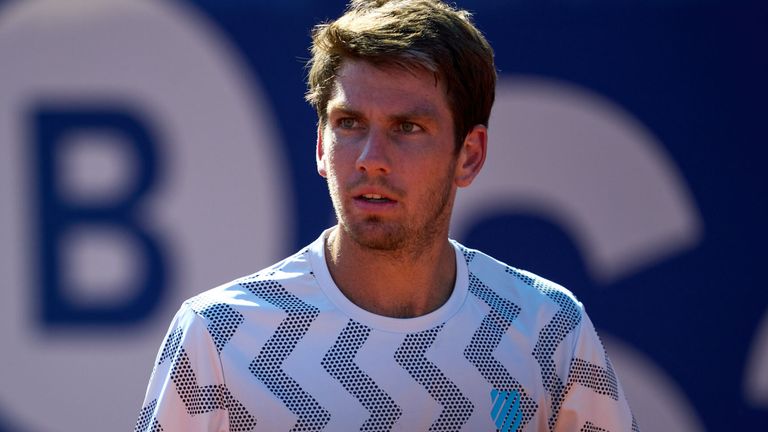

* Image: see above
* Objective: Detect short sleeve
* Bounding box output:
[553,311,639,432]
[134,303,230,432]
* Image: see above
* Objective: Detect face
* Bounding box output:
[317,59,486,252]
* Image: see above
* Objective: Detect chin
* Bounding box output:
[343,218,408,251]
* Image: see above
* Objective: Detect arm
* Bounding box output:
[135,303,231,432]
[553,311,638,432]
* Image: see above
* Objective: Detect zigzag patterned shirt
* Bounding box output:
[136,229,638,432]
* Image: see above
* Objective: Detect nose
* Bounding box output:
[356,128,391,174]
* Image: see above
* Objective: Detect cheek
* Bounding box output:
[326,144,356,173]
[324,150,349,185]
[324,152,340,177]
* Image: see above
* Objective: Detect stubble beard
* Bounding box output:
[328,164,456,257]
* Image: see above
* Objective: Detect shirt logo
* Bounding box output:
[490,388,523,432]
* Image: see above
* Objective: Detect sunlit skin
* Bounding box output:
[316,59,487,318]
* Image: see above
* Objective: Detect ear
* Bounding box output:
[316,124,328,178]
[454,124,488,188]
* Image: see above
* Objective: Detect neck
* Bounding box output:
[324,225,457,318]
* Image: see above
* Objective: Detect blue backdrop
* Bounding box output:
[0,0,765,430]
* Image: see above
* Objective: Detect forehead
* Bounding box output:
[327,59,450,116]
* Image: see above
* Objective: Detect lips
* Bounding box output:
[359,193,393,203]
[353,194,396,207]
[350,186,400,210]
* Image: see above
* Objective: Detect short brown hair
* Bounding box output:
[306,0,496,150]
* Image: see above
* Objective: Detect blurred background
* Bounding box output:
[0,0,766,430]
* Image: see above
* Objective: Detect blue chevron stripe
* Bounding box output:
[580,421,609,432]
[134,398,163,432]
[322,320,401,431]
[463,272,537,431]
[244,278,330,431]
[171,348,253,425]
[568,357,619,401]
[395,324,474,431]
[148,310,257,431]
[459,245,476,265]
[186,294,245,353]
[198,303,244,354]
[157,327,183,366]
[506,267,583,432]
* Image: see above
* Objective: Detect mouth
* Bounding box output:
[357,193,395,203]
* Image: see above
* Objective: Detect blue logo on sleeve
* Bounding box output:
[490,389,523,432]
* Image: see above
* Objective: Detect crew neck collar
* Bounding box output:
[308,227,469,333]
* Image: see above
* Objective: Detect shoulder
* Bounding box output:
[452,240,584,319]
[182,246,317,318]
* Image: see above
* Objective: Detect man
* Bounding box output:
[135,0,638,431]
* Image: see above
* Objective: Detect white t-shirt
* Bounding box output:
[136,229,638,431]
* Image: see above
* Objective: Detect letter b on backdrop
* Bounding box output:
[0,1,289,430]
[32,106,166,326]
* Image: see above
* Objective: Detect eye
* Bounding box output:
[399,122,422,133]
[339,118,357,129]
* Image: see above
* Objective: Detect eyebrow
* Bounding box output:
[393,106,440,122]
[327,102,441,122]
[326,103,360,117]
